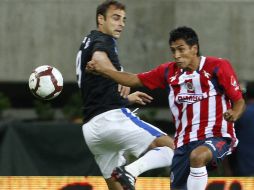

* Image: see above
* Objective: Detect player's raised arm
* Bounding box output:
[86,54,143,87]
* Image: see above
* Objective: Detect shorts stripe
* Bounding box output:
[121,108,163,137]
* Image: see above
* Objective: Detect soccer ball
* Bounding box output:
[28,65,63,100]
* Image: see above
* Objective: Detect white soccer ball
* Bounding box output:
[28,65,63,100]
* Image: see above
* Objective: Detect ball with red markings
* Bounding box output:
[28,65,63,100]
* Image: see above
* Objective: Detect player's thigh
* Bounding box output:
[81,109,140,153]
[149,135,175,149]
[118,108,168,157]
[82,122,127,179]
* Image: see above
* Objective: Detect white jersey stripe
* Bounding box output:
[206,95,216,139]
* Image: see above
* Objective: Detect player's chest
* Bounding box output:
[167,70,213,92]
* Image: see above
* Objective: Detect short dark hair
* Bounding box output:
[169,26,200,56]
[96,0,126,26]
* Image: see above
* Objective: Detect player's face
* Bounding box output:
[98,5,126,39]
[170,39,199,71]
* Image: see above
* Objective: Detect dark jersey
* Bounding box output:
[76,30,129,123]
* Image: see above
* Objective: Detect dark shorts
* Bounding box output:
[170,137,232,190]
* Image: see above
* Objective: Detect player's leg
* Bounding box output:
[149,134,175,149]
[81,111,128,190]
[95,151,127,190]
[187,137,232,190]
[123,135,174,177]
[187,145,210,190]
[111,108,175,189]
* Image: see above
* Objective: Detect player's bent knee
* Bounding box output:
[189,146,212,167]
[150,135,174,149]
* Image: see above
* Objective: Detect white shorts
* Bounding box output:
[82,108,166,178]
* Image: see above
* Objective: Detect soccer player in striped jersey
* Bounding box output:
[86,26,246,190]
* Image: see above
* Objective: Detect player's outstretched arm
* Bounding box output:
[86,51,143,87]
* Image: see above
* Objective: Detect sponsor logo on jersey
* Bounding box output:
[176,93,205,104]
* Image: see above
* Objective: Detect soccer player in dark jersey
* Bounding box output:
[86,26,246,190]
[75,1,175,190]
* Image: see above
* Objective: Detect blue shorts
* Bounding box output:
[170,137,232,190]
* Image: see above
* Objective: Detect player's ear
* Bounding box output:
[98,14,105,26]
[192,44,198,56]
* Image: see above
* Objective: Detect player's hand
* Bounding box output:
[86,60,99,73]
[118,85,130,98]
[223,109,238,122]
[127,91,153,105]
[86,56,115,73]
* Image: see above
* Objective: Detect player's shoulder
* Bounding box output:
[164,61,179,73]
[204,56,234,74]
[156,61,174,72]
[205,56,231,65]
[90,30,114,44]
[160,61,176,69]
[155,61,178,77]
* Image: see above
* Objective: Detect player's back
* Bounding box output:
[76,30,128,123]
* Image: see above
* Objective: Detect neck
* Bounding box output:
[191,56,201,71]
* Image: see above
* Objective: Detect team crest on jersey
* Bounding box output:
[176,93,205,104]
[185,82,195,91]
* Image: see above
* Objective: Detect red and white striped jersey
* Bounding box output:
[138,56,243,148]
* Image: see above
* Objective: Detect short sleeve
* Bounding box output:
[92,36,114,56]
[137,63,170,90]
[215,59,243,102]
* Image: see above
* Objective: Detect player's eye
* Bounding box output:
[178,48,185,53]
[112,15,120,21]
